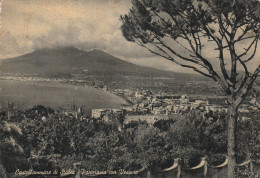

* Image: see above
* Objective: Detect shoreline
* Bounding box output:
[0,77,130,115]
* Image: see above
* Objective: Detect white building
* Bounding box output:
[91,109,110,118]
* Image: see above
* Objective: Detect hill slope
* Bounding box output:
[0,47,203,80]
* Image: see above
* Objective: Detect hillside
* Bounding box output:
[0,47,203,80]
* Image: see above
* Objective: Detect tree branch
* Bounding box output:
[234,65,260,107]
[135,39,214,80]
[238,34,258,60]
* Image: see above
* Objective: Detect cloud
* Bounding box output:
[0,0,152,60]
[0,0,258,74]
[0,31,30,59]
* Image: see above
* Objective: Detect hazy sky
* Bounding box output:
[0,0,259,73]
[0,0,180,71]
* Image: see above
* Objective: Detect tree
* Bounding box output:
[134,125,172,170]
[0,118,23,176]
[120,0,260,177]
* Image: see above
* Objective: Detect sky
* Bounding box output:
[0,0,184,72]
[0,0,259,73]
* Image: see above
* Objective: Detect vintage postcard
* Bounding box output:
[0,0,259,177]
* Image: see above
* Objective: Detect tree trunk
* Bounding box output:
[227,103,238,178]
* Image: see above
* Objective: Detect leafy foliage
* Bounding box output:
[121,1,260,176]
[0,106,259,175]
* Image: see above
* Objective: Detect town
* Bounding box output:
[92,87,260,124]
[1,73,259,124]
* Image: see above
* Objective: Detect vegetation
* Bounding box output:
[120,0,260,176]
[0,105,259,176]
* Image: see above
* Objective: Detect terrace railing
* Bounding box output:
[11,157,260,178]
[75,157,260,178]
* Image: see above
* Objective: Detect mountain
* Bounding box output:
[0,47,203,80]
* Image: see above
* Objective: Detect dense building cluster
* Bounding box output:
[92,88,260,123]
